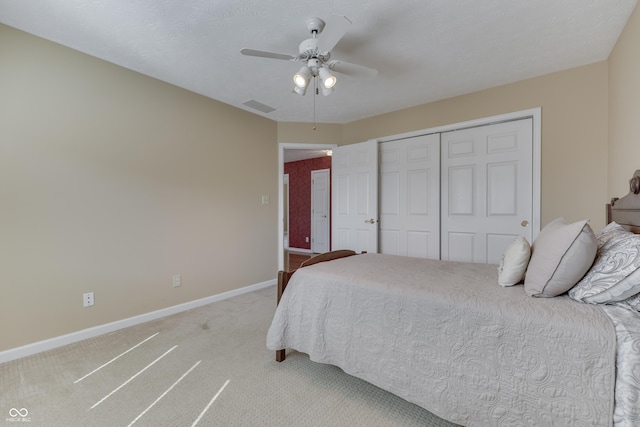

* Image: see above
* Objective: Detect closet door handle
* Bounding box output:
[365,218,378,224]
[521,220,529,227]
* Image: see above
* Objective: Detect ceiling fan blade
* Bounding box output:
[316,15,351,53]
[328,60,378,80]
[240,48,296,61]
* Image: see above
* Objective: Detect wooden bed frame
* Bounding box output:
[608,170,640,233]
[275,170,640,362]
[276,249,359,362]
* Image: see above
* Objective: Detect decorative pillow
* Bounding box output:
[596,221,631,251]
[497,237,531,287]
[616,292,640,312]
[569,225,640,303]
[524,217,597,298]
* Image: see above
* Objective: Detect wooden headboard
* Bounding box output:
[608,169,640,234]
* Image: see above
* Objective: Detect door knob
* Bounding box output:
[521,220,529,227]
[365,218,377,224]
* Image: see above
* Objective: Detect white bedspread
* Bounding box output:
[267,253,620,427]
[601,305,640,426]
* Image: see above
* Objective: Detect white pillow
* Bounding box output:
[497,237,531,287]
[569,224,640,303]
[524,217,597,298]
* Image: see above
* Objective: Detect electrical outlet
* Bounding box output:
[83,292,94,307]
[173,274,182,288]
[305,236,309,242]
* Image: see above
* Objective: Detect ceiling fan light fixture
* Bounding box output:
[242,16,379,104]
[318,66,337,89]
[293,66,311,88]
[321,85,334,96]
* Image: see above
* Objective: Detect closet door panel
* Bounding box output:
[379,134,440,259]
[441,118,533,264]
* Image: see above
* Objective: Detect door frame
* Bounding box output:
[278,143,337,271]
[378,107,541,241]
[283,173,289,250]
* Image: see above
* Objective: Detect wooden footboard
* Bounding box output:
[275,270,294,362]
[275,249,358,362]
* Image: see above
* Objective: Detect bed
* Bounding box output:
[267,172,640,427]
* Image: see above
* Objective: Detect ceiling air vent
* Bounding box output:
[242,99,276,114]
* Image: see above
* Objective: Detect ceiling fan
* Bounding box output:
[241,15,378,96]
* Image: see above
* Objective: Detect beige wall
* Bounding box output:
[609,4,640,196]
[0,25,278,351]
[343,63,609,231]
[280,63,609,231]
[277,121,343,144]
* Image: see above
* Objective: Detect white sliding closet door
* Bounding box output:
[379,134,440,258]
[441,118,533,264]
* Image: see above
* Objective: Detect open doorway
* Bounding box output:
[278,143,337,271]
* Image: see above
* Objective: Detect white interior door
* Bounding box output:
[332,139,379,253]
[380,134,440,258]
[311,169,330,253]
[441,118,533,264]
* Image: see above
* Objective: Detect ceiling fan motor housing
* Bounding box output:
[298,38,330,63]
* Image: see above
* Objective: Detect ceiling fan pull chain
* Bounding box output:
[313,77,317,130]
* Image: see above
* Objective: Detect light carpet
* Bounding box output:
[0,286,459,426]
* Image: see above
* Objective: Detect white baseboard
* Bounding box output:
[0,279,276,365]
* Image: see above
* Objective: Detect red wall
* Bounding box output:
[284,156,332,250]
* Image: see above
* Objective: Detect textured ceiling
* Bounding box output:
[0,0,636,124]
